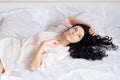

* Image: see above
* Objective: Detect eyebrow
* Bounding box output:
[76,27,82,36]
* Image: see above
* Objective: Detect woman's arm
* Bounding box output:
[29,39,59,71]
[28,42,46,71]
[68,17,91,27]
[68,17,96,36]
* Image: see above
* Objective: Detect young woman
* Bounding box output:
[28,17,118,71]
[0,17,118,73]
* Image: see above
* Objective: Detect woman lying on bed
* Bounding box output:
[0,17,118,73]
[28,17,118,71]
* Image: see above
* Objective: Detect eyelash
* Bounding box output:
[73,28,77,31]
[73,28,81,38]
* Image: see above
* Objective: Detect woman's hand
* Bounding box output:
[43,39,60,47]
[89,26,96,36]
[28,39,60,71]
[68,17,96,36]
[28,59,42,71]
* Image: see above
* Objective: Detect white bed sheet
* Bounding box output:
[0,2,120,80]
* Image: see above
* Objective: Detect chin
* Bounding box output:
[64,33,74,43]
[66,35,73,43]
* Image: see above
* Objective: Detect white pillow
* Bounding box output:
[45,4,105,36]
[0,9,48,39]
[76,10,105,36]
[25,8,49,29]
[0,12,5,27]
[45,5,85,27]
[45,6,85,31]
[0,14,3,23]
[102,7,120,44]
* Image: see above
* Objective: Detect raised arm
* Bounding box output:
[68,17,92,27]
[68,17,96,36]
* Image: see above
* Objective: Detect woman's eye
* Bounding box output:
[73,28,77,32]
[77,34,81,38]
[79,35,81,38]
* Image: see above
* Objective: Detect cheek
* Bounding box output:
[65,29,71,35]
[65,34,74,43]
[66,36,80,43]
[73,37,81,43]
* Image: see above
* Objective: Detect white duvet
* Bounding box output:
[0,31,70,72]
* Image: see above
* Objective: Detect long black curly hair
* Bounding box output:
[67,24,118,60]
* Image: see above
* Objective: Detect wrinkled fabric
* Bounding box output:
[0,31,70,72]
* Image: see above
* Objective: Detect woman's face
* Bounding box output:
[64,26,85,43]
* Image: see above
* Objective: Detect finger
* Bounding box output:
[53,43,59,47]
[54,40,59,43]
[90,27,95,30]
[89,28,92,31]
[92,33,96,36]
[89,29,96,33]
[53,41,59,45]
[53,42,57,45]
[89,31,95,35]
[89,29,95,32]
[93,32,96,35]
[91,31,95,35]
[89,32,94,36]
[92,32,96,36]
[89,29,94,32]
[89,30,92,33]
[89,30,92,32]
[89,31,93,34]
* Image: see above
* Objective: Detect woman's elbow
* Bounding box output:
[29,66,38,71]
[28,61,42,71]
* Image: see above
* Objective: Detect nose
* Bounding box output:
[72,32,77,36]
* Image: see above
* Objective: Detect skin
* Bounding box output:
[0,17,96,73]
[62,26,85,43]
[68,17,96,36]
[0,60,5,74]
[29,26,87,71]
[29,17,96,71]
[56,25,85,47]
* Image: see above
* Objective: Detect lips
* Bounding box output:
[68,33,73,39]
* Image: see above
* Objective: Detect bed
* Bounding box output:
[0,2,120,80]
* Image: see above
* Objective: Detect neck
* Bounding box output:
[57,34,70,47]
